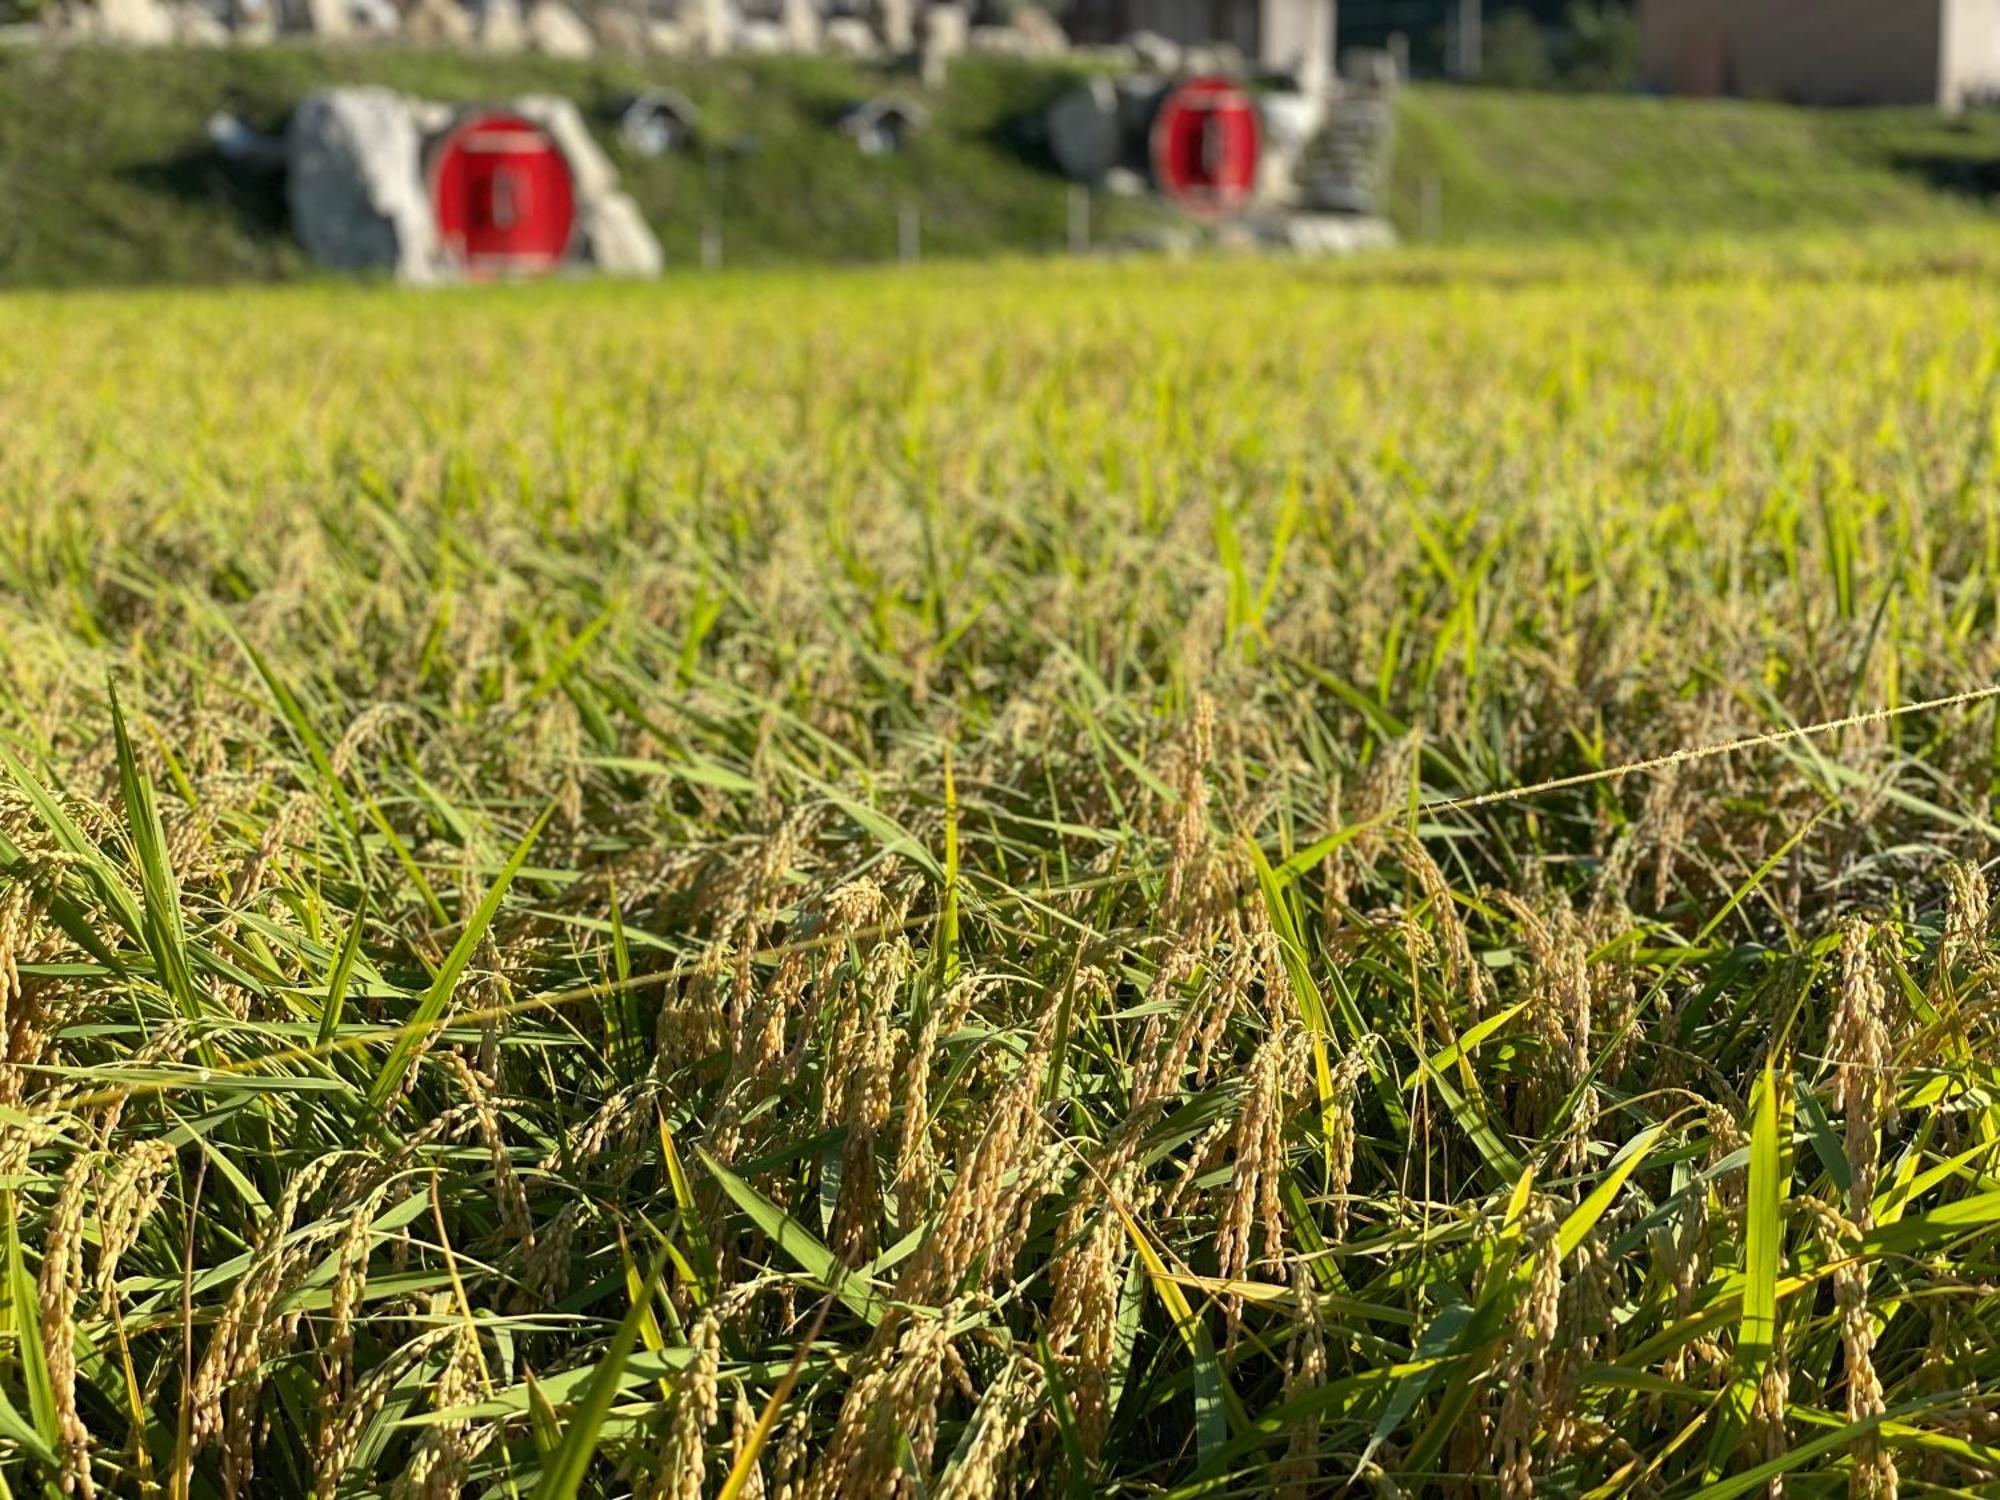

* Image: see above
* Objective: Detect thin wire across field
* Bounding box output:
[29,681,1999,1114]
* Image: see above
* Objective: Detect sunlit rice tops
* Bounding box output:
[2,251,2000,1495]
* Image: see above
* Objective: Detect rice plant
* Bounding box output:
[4,251,2000,1497]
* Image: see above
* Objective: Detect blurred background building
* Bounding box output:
[1639,0,2000,111]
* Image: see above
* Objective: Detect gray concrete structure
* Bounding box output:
[1641,0,2000,111]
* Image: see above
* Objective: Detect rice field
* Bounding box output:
[7,248,2000,1497]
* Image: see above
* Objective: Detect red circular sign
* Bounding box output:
[431,112,577,278]
[1149,77,1261,218]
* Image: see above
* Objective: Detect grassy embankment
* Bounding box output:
[8,46,2000,282]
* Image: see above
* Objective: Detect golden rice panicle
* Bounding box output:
[38,1153,94,1498]
[391,1309,491,1500]
[315,1201,375,1479]
[657,1306,723,1500]
[893,972,1001,1232]
[1043,1148,1143,1458]
[447,1050,535,1252]
[1810,1202,1897,1500]
[898,1026,1052,1306]
[1494,1199,1562,1500]
[188,1155,340,1497]
[801,1303,960,1500]
[724,1389,769,1500]
[1831,919,1889,1226]
[823,935,913,1260]
[1326,1036,1376,1240]
[932,1360,1043,1500]
[91,1136,174,1302]
[1216,1024,1310,1299]
[1276,1257,1327,1500]
[1385,825,1492,1019]
[1940,858,1990,973]
[1162,694,1216,919]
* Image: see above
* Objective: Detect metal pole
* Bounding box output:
[703,152,723,270]
[1067,184,1091,256]
[1453,0,1481,79]
[899,201,920,265]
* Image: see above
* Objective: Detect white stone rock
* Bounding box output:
[1182,42,1242,74]
[591,4,647,53]
[1251,212,1397,255]
[874,0,909,53]
[1102,164,1145,197]
[1047,74,1118,181]
[286,87,444,283]
[229,0,275,39]
[919,1,965,87]
[409,99,457,133]
[96,0,174,45]
[526,0,593,54]
[477,0,525,50]
[966,23,1023,54]
[821,13,874,55]
[1009,4,1064,55]
[778,0,818,51]
[302,0,351,39]
[646,18,690,51]
[619,89,699,154]
[169,0,230,41]
[687,0,734,53]
[1125,28,1178,72]
[1256,86,1324,200]
[737,16,784,51]
[510,93,618,201]
[400,0,472,44]
[581,191,663,275]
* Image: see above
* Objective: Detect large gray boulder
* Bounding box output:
[286,88,444,283]
[1046,74,1119,182]
[284,87,660,284]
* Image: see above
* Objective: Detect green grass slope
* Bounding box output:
[1391,85,2000,242]
[7,47,2000,284]
[0,44,1151,284]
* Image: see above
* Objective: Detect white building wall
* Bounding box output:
[1258,0,1333,88]
[1942,0,2000,109]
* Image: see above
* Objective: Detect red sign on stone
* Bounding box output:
[1149,77,1261,218]
[431,112,577,278]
